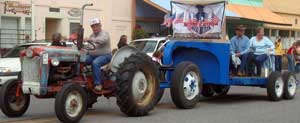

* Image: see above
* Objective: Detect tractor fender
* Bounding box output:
[163,40,230,85]
[110,46,141,73]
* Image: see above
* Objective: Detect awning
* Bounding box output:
[143,0,291,26]
[143,0,170,13]
[264,23,300,31]
[227,4,291,26]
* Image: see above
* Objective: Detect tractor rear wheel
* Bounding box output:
[116,52,159,116]
[55,83,87,123]
[171,62,202,109]
[282,72,297,100]
[0,79,30,117]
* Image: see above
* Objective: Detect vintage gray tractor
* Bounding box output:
[0,4,160,123]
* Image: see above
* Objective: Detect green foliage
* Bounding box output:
[133,29,149,40]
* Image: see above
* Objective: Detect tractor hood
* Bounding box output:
[26,46,87,62]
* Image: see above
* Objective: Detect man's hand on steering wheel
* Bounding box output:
[72,39,96,50]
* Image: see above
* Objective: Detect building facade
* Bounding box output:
[264,0,300,49]
[0,0,133,50]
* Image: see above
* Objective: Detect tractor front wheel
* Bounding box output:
[0,79,30,117]
[55,83,87,123]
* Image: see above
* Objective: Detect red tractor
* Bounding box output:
[0,4,160,123]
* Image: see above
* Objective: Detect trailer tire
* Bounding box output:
[201,85,214,97]
[267,72,284,101]
[0,79,30,117]
[282,72,297,100]
[171,61,202,109]
[55,83,87,123]
[116,52,159,116]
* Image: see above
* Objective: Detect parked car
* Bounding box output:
[129,37,169,56]
[0,42,50,86]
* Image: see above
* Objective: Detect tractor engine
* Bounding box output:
[20,45,86,95]
[49,62,76,82]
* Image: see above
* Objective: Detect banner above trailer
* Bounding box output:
[170,1,226,39]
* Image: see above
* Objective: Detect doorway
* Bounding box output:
[45,18,62,40]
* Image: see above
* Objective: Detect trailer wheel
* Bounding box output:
[171,62,202,109]
[212,85,230,96]
[267,72,284,101]
[116,52,159,116]
[0,79,30,117]
[282,72,297,100]
[201,85,214,97]
[55,83,87,123]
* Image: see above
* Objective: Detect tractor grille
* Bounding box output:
[22,57,41,83]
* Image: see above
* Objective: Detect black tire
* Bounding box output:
[55,83,87,123]
[116,52,159,116]
[282,72,297,100]
[212,85,230,96]
[267,72,284,101]
[201,85,214,97]
[0,79,30,117]
[171,61,202,109]
[154,88,165,105]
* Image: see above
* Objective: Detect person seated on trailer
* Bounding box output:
[229,25,250,76]
[85,18,112,91]
[51,33,66,47]
[247,27,275,76]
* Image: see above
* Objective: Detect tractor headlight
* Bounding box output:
[51,58,60,66]
[26,49,33,58]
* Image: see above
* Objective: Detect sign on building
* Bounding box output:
[4,1,31,15]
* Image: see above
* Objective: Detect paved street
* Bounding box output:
[1,86,300,123]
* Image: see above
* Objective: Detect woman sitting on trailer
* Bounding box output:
[247,27,275,76]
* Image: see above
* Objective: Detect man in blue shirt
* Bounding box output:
[230,25,250,76]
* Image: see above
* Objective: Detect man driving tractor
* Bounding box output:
[86,18,112,91]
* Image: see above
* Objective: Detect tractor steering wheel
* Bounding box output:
[72,40,96,50]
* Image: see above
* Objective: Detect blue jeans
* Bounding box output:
[248,53,268,75]
[275,55,282,71]
[287,54,295,72]
[86,54,112,85]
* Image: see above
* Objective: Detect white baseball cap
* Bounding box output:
[90,18,101,26]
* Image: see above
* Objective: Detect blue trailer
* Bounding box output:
[154,0,298,109]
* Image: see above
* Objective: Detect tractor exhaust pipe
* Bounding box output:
[76,3,93,75]
[77,3,93,50]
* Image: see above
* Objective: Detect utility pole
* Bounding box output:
[31,0,36,41]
